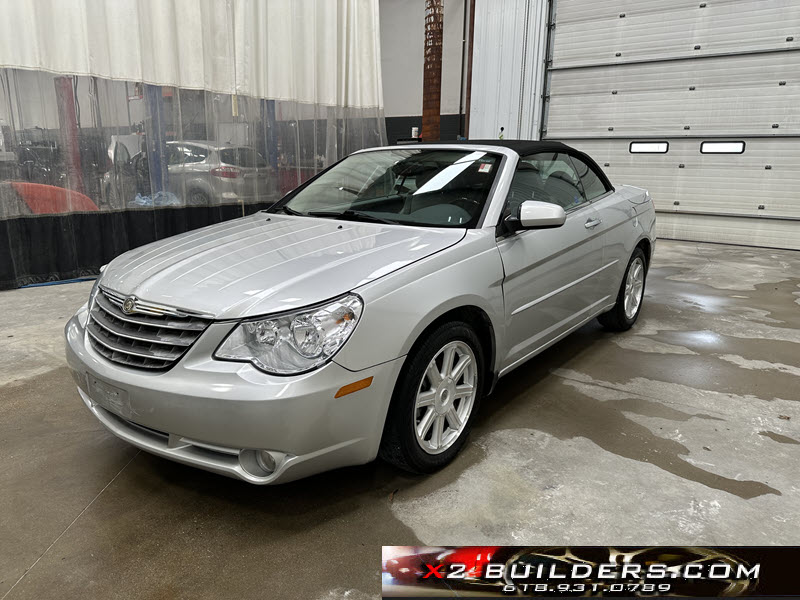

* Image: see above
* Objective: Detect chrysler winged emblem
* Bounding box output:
[122,296,137,314]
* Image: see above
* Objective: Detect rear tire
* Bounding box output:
[598,247,648,332]
[187,189,210,206]
[379,322,484,474]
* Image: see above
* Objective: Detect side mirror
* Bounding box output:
[507,200,566,231]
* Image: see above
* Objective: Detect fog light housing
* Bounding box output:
[256,449,277,474]
[239,449,284,478]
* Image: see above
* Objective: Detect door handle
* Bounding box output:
[584,218,602,229]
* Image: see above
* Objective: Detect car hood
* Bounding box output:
[101,213,465,319]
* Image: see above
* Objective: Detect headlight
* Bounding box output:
[214,294,363,375]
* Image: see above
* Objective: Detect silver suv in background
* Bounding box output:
[67,140,656,484]
[102,140,275,208]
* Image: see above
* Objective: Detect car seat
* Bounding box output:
[542,170,583,209]
[505,163,547,219]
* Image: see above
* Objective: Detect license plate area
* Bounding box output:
[88,375,132,419]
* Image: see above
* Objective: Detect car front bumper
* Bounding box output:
[65,304,403,484]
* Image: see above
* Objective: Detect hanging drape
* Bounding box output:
[0,0,383,108]
[0,0,386,289]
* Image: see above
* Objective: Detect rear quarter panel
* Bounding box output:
[593,184,656,298]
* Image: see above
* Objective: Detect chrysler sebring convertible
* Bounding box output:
[65,140,656,484]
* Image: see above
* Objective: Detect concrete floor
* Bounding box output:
[1,239,799,600]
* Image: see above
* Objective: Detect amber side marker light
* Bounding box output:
[335,377,373,398]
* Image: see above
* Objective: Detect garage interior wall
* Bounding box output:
[0,0,386,289]
[467,0,549,140]
[379,0,466,142]
[543,0,800,250]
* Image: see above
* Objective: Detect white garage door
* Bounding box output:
[542,0,800,250]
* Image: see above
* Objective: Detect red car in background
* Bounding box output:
[0,181,98,217]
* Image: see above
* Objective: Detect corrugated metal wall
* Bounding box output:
[547,53,800,138]
[542,0,800,249]
[552,0,800,67]
[467,0,549,140]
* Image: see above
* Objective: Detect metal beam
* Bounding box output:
[655,209,800,222]
[539,0,556,140]
[550,46,800,72]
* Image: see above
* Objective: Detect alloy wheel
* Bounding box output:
[413,341,478,455]
[623,257,645,320]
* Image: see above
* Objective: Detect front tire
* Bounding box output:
[379,322,484,474]
[598,247,647,331]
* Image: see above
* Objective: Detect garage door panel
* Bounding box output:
[547,90,799,137]
[545,0,800,248]
[572,138,800,168]
[548,53,799,95]
[546,52,800,137]
[570,139,800,219]
[604,172,800,218]
[552,0,800,68]
[656,212,800,250]
[555,0,742,25]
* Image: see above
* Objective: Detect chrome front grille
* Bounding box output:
[87,288,212,370]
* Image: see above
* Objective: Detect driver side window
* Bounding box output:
[503,152,587,220]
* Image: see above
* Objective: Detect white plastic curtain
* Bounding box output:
[0,0,384,109]
[0,0,386,288]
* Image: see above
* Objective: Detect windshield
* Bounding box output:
[274,148,502,227]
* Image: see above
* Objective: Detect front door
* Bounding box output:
[569,153,633,301]
[497,152,606,373]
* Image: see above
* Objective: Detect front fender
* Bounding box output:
[333,230,506,373]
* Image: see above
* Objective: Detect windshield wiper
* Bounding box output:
[306,210,398,225]
[272,205,303,216]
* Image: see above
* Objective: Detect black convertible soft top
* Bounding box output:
[448,138,615,192]
[454,139,574,156]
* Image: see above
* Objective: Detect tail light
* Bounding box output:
[211,166,241,179]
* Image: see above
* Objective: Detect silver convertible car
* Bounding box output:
[65,140,656,484]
